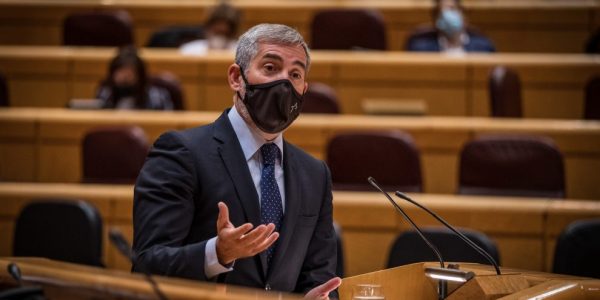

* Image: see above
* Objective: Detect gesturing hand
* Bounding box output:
[215,201,279,265]
[304,277,342,300]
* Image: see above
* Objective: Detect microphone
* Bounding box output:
[108,228,168,300]
[368,177,448,300]
[394,191,502,275]
[0,263,45,300]
[367,177,445,268]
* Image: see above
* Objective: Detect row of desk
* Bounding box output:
[0,0,598,53]
[1,46,599,118]
[1,182,599,277]
[1,108,599,199]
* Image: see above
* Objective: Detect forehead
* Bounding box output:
[439,0,459,9]
[252,42,307,65]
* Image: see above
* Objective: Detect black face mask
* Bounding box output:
[237,68,304,134]
[113,84,136,99]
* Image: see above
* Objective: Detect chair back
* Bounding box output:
[13,200,104,267]
[584,75,600,120]
[553,219,600,279]
[63,10,134,46]
[459,135,565,198]
[82,126,149,184]
[302,82,341,114]
[146,25,204,48]
[311,9,386,50]
[0,72,8,107]
[150,72,185,110]
[326,131,422,192]
[489,66,522,117]
[387,227,500,268]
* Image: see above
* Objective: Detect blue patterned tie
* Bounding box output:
[260,143,284,265]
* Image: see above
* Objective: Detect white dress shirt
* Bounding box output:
[204,106,285,279]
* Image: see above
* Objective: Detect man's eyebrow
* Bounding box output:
[261,53,307,71]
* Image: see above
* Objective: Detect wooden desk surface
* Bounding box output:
[0,257,302,299]
[0,0,597,53]
[1,107,599,200]
[1,46,599,119]
[1,182,599,276]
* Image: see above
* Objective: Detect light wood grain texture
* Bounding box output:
[1,183,599,275]
[0,0,597,53]
[0,257,303,299]
[1,108,599,199]
[340,262,600,300]
[1,47,599,118]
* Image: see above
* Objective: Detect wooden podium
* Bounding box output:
[339,262,600,300]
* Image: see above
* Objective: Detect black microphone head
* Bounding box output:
[394,191,410,201]
[367,176,376,186]
[7,263,21,284]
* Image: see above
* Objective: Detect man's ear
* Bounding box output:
[303,81,308,94]
[228,64,242,91]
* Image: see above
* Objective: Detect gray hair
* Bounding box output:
[235,24,311,75]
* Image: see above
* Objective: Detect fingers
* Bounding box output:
[304,277,342,300]
[217,202,231,230]
[251,230,279,253]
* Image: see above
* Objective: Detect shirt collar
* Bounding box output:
[438,32,470,53]
[227,106,284,162]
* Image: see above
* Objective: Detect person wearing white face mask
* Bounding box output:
[405,0,496,53]
[180,2,241,55]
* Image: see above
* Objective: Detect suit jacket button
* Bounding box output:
[265,284,271,291]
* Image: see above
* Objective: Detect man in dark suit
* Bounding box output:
[405,0,495,53]
[132,23,341,299]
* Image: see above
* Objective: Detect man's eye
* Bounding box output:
[292,72,303,80]
[264,65,275,72]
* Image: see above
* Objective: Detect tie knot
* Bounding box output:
[260,143,280,165]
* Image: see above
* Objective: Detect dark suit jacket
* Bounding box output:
[405,27,496,53]
[132,110,337,295]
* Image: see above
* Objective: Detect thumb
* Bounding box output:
[217,202,231,230]
[306,277,342,299]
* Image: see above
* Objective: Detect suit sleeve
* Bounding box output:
[294,161,339,298]
[132,131,208,281]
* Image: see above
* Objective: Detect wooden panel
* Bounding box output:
[0,221,13,256]
[342,231,397,277]
[9,79,69,107]
[494,237,544,271]
[421,153,458,194]
[0,143,36,181]
[337,86,467,116]
[38,144,81,182]
[564,157,600,200]
[0,0,597,54]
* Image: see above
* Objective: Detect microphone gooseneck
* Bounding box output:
[367,177,445,269]
[394,191,502,275]
[109,229,168,300]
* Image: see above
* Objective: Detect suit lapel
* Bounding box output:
[213,111,267,278]
[267,141,302,279]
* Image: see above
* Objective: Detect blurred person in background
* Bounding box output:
[180,1,242,54]
[96,47,174,110]
[405,0,495,53]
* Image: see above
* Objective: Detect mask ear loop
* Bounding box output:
[236,64,249,101]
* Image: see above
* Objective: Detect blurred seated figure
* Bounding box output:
[405,0,495,53]
[95,47,174,110]
[179,2,241,54]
